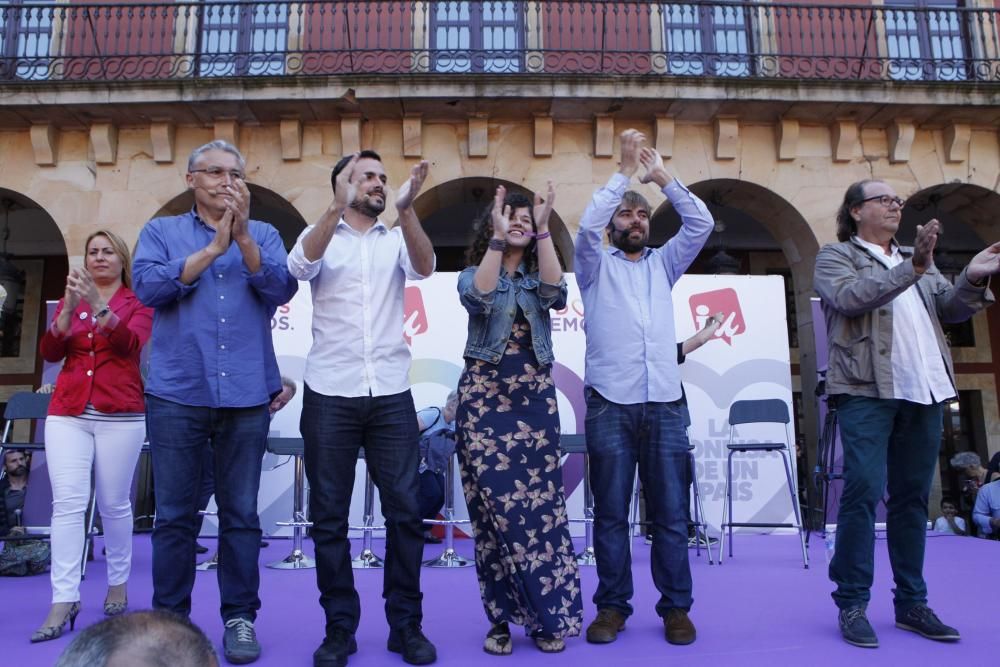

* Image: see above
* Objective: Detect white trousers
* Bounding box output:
[44,416,145,603]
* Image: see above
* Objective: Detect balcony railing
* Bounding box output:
[0,0,997,84]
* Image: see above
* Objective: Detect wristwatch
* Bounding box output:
[94,304,111,319]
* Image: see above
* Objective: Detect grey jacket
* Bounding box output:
[813,237,993,399]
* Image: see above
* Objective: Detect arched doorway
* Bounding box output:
[651,179,821,518]
[0,189,67,383]
[152,184,308,250]
[901,183,1000,514]
[414,177,574,271]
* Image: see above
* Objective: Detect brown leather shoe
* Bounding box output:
[664,608,696,645]
[586,608,627,644]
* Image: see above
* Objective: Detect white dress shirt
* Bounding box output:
[288,218,433,398]
[855,237,955,404]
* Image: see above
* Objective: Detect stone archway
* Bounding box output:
[651,178,822,493]
[901,183,1000,507]
[0,188,67,382]
[152,184,308,251]
[413,177,573,272]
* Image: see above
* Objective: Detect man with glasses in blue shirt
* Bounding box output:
[815,179,999,648]
[575,129,714,648]
[133,140,298,665]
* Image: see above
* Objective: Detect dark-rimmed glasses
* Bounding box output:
[856,194,905,209]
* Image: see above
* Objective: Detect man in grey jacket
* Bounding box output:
[814,179,999,649]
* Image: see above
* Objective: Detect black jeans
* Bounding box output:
[301,385,425,635]
[147,395,269,621]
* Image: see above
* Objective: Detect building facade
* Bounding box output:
[1,0,998,515]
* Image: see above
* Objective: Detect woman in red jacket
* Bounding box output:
[33,230,153,643]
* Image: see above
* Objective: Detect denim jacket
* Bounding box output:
[814,237,993,398]
[457,264,568,366]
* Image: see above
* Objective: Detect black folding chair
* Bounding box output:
[719,398,808,568]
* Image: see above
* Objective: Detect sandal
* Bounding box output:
[484,622,512,656]
[534,637,565,653]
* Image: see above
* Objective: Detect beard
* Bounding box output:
[611,226,648,254]
[7,464,26,477]
[351,193,385,218]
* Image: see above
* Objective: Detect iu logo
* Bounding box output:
[403,286,429,345]
[688,288,745,346]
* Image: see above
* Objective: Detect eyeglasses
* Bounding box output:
[856,194,905,209]
[189,167,245,180]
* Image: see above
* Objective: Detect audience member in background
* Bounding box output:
[949,451,996,535]
[576,131,713,648]
[455,183,582,655]
[133,140,298,665]
[972,479,1000,540]
[931,498,966,536]
[55,610,219,667]
[0,449,51,576]
[34,230,154,643]
[194,376,298,556]
[814,178,997,648]
[986,452,1000,487]
[415,390,459,544]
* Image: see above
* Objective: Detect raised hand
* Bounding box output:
[208,207,234,257]
[334,153,359,212]
[619,129,645,178]
[224,177,251,242]
[63,270,82,311]
[639,147,671,187]
[912,219,940,274]
[491,185,511,239]
[533,181,555,233]
[70,268,102,309]
[395,160,429,211]
[966,240,1000,284]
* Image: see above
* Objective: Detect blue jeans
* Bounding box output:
[300,385,424,635]
[146,395,269,621]
[585,389,692,617]
[829,395,943,613]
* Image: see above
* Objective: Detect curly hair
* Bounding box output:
[835,180,876,242]
[464,191,540,274]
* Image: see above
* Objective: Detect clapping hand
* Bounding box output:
[912,219,940,274]
[395,160,429,211]
[224,177,251,243]
[619,129,645,178]
[966,240,1000,285]
[533,181,555,233]
[491,185,510,239]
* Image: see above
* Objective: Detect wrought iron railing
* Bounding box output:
[0,0,997,83]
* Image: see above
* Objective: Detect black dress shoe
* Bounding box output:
[387,623,437,665]
[314,628,357,667]
[195,542,209,555]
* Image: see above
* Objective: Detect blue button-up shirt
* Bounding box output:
[574,173,714,405]
[973,480,1000,536]
[132,209,298,408]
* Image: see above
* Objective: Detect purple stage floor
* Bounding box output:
[1,532,995,666]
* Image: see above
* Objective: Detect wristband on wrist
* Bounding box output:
[488,238,507,252]
[534,231,551,241]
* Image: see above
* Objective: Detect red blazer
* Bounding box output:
[39,286,153,416]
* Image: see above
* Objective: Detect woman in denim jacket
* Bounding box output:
[455,184,583,655]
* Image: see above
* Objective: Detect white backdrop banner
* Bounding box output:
[252,272,795,538]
